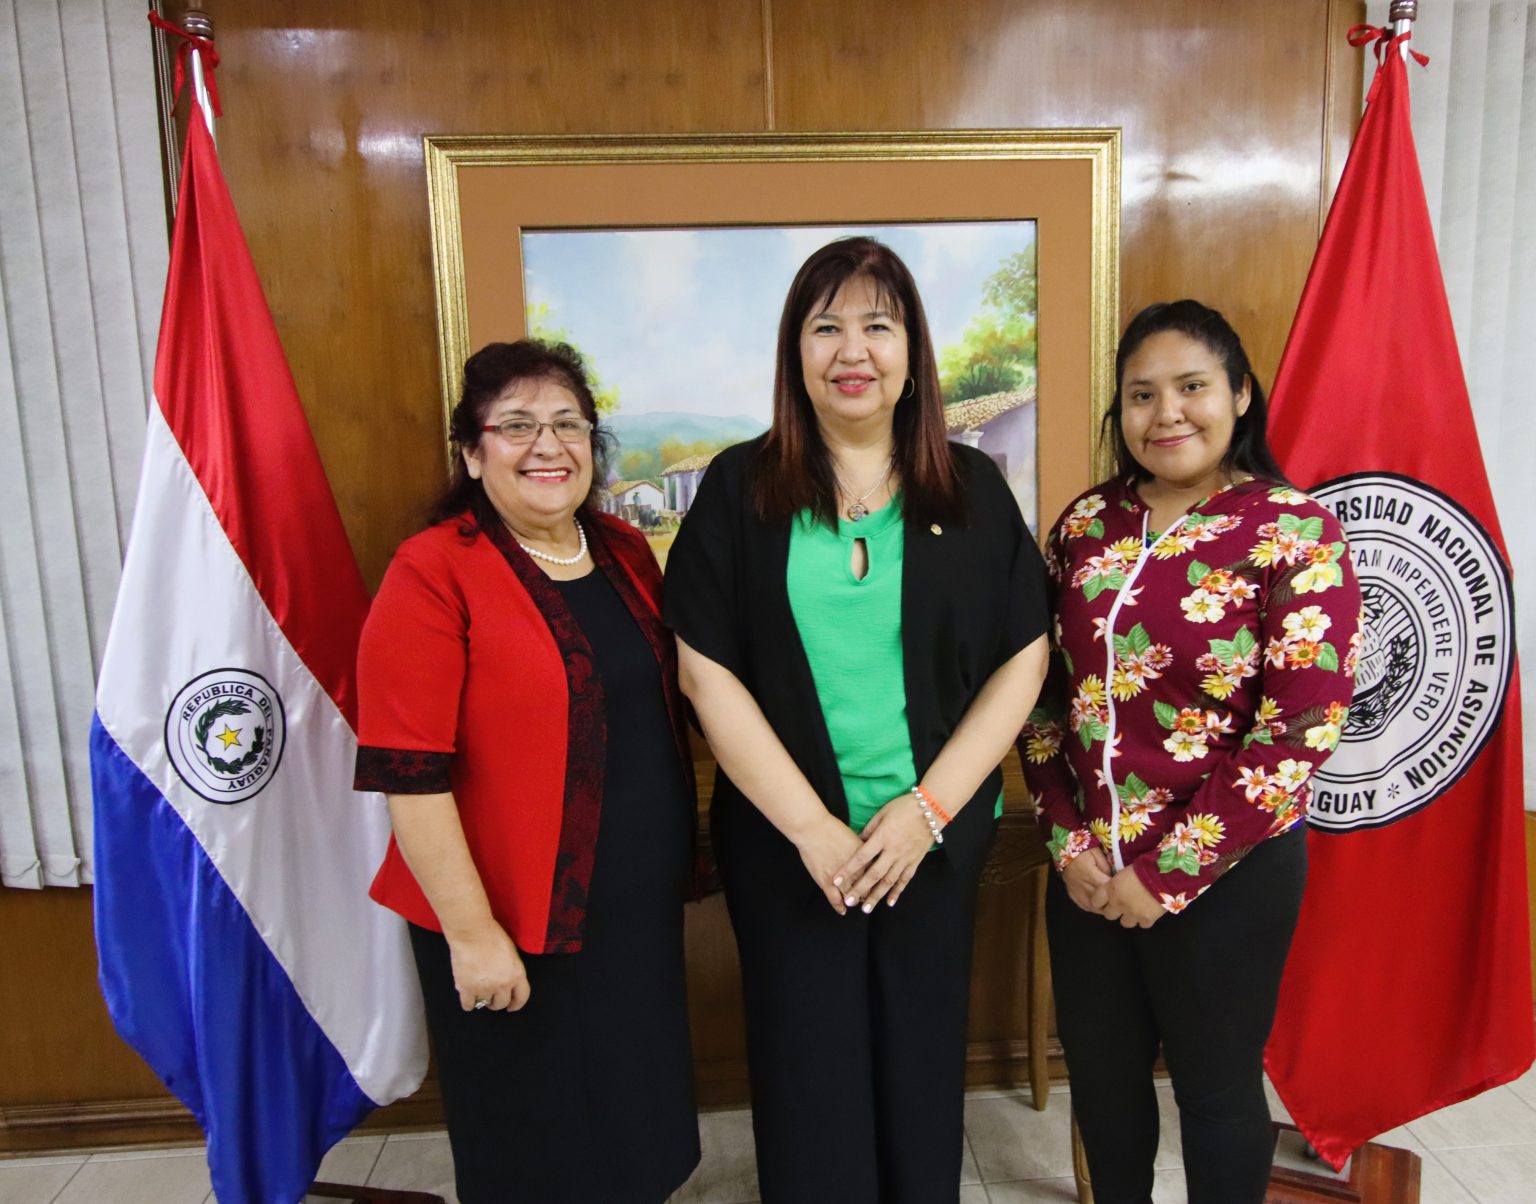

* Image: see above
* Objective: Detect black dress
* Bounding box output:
[410,568,699,1204]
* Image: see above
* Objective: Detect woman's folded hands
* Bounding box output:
[832,794,942,913]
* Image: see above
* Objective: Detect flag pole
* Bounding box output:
[181,9,217,144]
[1389,0,1417,58]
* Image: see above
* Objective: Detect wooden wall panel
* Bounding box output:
[0,889,163,1108]
[3,0,1385,1153]
[770,0,1359,389]
[206,0,769,588]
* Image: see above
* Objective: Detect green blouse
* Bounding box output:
[785,500,916,833]
[665,439,1043,857]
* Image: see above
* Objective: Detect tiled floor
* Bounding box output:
[4,1066,1534,1203]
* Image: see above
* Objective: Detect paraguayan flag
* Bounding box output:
[89,54,426,1204]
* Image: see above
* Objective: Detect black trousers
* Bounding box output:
[714,797,995,1204]
[1047,828,1307,1204]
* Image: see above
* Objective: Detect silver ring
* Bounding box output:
[473,998,489,1010]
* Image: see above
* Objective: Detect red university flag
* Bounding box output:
[1263,28,1532,1166]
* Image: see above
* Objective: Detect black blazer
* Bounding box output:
[663,438,1049,863]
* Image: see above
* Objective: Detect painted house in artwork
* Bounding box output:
[603,479,664,527]
[944,387,1037,524]
[660,453,715,515]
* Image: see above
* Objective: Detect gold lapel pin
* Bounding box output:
[930,524,943,536]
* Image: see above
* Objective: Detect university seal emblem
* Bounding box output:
[1309,472,1513,831]
[165,668,287,804]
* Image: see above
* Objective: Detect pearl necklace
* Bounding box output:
[516,519,588,565]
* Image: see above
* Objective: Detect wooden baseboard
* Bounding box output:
[964,1037,1069,1085]
[0,1081,447,1158]
[0,1043,1067,1156]
[0,1096,201,1156]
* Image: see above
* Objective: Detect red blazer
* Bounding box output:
[355,510,691,953]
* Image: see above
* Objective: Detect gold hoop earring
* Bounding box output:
[900,377,915,400]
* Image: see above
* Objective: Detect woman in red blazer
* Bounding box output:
[355,341,699,1203]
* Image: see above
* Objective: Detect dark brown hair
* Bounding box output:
[1104,300,1290,486]
[752,236,964,528]
[427,339,616,533]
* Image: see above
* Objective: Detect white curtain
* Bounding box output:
[1364,1,1536,810]
[0,0,167,887]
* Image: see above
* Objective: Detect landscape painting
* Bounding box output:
[520,221,1038,564]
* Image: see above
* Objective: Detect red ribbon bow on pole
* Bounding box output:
[147,10,223,118]
[1346,24,1429,103]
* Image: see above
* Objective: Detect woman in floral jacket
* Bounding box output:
[1021,301,1361,1204]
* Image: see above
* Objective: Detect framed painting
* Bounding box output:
[424,131,1120,557]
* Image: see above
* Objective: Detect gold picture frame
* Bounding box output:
[423,130,1121,527]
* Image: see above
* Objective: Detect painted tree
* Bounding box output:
[656,437,726,473]
[619,448,660,482]
[938,249,1038,405]
[526,302,621,415]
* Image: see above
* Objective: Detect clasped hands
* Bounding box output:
[796,795,938,916]
[1062,847,1165,928]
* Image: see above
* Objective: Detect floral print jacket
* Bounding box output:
[1019,476,1362,914]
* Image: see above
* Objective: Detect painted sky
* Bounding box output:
[522,222,1036,422]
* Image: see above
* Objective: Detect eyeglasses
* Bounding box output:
[481,416,594,444]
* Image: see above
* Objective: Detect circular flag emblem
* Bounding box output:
[1308,472,1513,831]
[165,669,286,804]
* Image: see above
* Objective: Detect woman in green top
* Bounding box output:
[665,237,1051,1204]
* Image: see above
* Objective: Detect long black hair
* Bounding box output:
[1104,300,1290,486]
[427,339,616,534]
